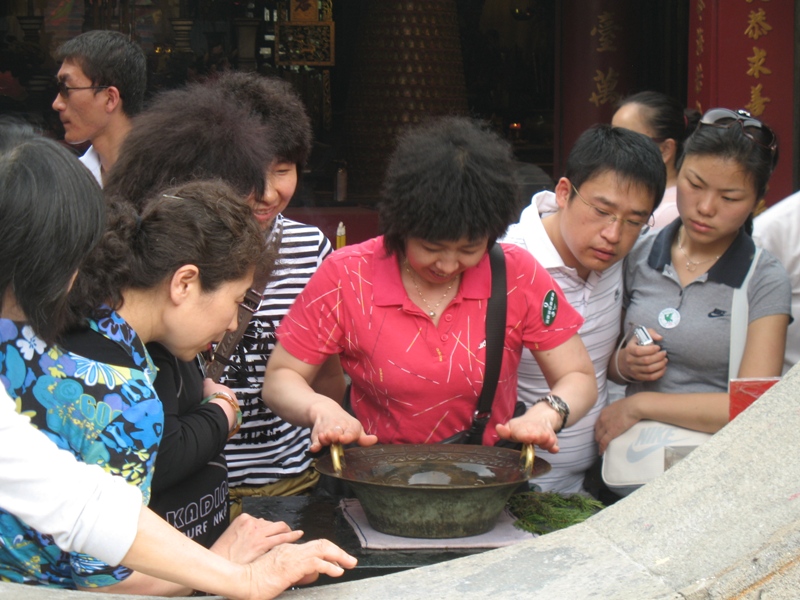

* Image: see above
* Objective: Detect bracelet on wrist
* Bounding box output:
[614,346,636,384]
[203,391,242,438]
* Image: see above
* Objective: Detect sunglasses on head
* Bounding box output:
[698,108,777,156]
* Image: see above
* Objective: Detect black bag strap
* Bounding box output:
[464,243,507,444]
[203,265,272,382]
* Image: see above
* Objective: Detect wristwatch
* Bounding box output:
[532,394,570,433]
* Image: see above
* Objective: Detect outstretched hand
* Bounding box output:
[240,539,358,600]
[210,514,302,564]
[495,402,561,453]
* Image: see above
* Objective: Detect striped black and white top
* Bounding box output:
[221,215,332,487]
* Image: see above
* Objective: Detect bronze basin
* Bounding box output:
[315,443,550,539]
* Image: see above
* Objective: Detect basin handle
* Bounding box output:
[330,442,345,475]
[521,444,534,478]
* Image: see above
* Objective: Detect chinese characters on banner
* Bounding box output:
[688,0,794,204]
[556,0,639,176]
[588,11,622,107]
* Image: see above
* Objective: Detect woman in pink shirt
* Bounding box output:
[263,117,597,454]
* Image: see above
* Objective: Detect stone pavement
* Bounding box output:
[3,365,800,600]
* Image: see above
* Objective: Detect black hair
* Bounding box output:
[677,111,779,201]
[380,117,520,256]
[677,110,779,234]
[565,124,666,213]
[0,122,105,343]
[56,30,147,117]
[69,180,273,325]
[212,71,312,168]
[617,91,700,164]
[105,84,275,211]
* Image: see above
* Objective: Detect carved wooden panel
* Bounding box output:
[276,22,335,66]
[290,0,318,22]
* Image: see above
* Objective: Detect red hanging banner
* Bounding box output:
[688,0,795,205]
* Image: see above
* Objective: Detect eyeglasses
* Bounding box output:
[56,80,110,98]
[572,184,654,232]
[698,108,777,156]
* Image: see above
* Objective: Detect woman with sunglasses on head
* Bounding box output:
[596,109,791,467]
[612,91,701,229]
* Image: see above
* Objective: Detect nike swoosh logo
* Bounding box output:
[708,309,727,318]
[626,434,694,463]
[626,444,667,463]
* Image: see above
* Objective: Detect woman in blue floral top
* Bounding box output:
[0,179,269,593]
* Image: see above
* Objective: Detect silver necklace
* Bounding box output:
[678,228,720,272]
[405,263,457,317]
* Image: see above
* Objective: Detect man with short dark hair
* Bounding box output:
[502,124,666,494]
[52,30,146,186]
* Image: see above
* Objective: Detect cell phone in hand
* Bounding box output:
[633,325,654,346]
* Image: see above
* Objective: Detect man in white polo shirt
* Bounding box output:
[52,30,146,186]
[502,124,665,494]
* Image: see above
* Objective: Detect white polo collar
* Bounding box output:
[514,190,566,270]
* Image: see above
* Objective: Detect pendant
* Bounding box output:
[429,310,436,317]
[685,261,697,272]
[658,307,681,329]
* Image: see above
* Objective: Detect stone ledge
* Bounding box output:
[3,366,799,599]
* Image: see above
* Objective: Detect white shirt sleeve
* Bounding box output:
[754,192,800,374]
[0,385,141,565]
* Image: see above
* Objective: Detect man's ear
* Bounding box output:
[168,265,201,306]
[104,85,122,114]
[554,177,572,210]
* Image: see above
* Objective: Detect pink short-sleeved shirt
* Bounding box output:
[277,237,583,445]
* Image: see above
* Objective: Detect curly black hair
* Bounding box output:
[68,180,273,325]
[212,71,312,168]
[105,84,275,210]
[380,116,520,257]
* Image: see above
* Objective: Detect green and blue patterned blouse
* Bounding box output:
[0,308,163,589]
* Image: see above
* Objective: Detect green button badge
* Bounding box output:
[542,290,558,326]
